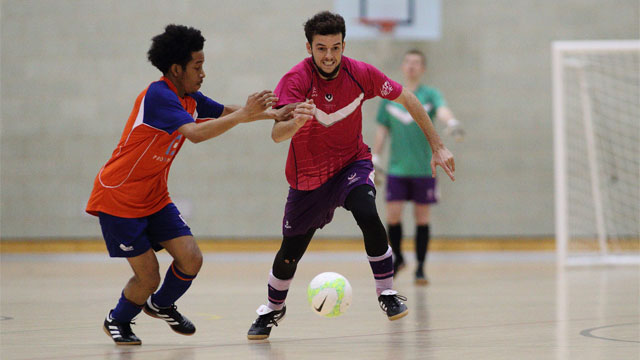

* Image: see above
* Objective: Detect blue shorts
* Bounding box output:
[385,175,438,204]
[98,203,192,258]
[282,160,376,237]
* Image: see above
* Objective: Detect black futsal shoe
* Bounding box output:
[378,290,409,320]
[414,267,429,285]
[247,304,286,340]
[103,311,141,345]
[143,299,196,335]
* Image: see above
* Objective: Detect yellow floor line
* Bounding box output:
[0,237,558,253]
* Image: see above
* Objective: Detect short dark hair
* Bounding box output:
[147,24,205,74]
[405,49,427,66]
[304,11,346,45]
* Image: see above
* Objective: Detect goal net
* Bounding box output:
[552,40,640,266]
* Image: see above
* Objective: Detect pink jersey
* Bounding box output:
[274,56,402,190]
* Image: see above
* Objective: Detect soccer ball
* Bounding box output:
[307,272,352,318]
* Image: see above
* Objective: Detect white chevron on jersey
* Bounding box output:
[314,93,365,127]
[385,103,432,125]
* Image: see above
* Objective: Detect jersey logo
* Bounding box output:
[314,93,364,127]
[325,93,333,102]
[165,134,183,156]
[311,87,319,98]
[381,81,394,97]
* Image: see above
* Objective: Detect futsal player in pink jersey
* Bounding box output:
[86,24,300,345]
[247,12,455,340]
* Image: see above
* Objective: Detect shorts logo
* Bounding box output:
[347,172,360,185]
[284,220,292,229]
[325,93,333,102]
[119,244,134,252]
[368,190,375,198]
[381,81,393,97]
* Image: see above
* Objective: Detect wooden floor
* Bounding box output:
[1,251,638,360]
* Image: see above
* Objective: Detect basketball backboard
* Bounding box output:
[334,0,441,40]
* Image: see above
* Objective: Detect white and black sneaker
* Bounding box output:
[143,299,196,335]
[378,290,409,320]
[247,304,286,340]
[103,310,141,345]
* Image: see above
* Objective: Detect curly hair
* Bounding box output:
[304,11,346,45]
[147,24,205,74]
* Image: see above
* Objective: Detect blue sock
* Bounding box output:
[111,292,143,323]
[151,262,197,308]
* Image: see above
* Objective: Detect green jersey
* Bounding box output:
[376,85,446,177]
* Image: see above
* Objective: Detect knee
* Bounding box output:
[176,248,203,276]
[273,251,300,279]
[137,271,161,293]
[352,205,380,226]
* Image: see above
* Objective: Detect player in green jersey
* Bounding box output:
[372,49,464,284]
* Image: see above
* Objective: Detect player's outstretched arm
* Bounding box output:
[179,90,277,143]
[393,88,456,181]
[271,100,315,143]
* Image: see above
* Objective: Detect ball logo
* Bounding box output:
[325,93,333,102]
[381,81,393,97]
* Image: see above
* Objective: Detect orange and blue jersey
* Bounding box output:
[86,77,224,218]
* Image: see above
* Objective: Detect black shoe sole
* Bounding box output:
[143,307,196,336]
[103,325,142,345]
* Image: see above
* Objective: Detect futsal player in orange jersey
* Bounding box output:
[86,24,312,345]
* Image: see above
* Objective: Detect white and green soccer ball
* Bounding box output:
[307,272,352,318]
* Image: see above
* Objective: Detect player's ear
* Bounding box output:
[169,64,183,78]
[342,41,346,53]
[306,42,312,55]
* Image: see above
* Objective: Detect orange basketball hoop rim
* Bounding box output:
[358,18,399,33]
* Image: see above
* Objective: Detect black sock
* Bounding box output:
[388,223,403,262]
[415,224,430,269]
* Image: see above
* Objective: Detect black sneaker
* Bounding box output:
[103,311,141,345]
[247,304,286,340]
[143,299,196,335]
[393,256,405,277]
[378,290,409,320]
[414,267,429,286]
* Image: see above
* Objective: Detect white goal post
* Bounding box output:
[552,40,640,266]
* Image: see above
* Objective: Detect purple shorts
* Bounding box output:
[282,160,376,237]
[385,175,438,204]
[98,203,192,258]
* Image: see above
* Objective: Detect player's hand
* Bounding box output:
[242,90,278,122]
[371,154,386,185]
[444,119,465,142]
[431,146,455,181]
[269,103,297,122]
[293,100,315,127]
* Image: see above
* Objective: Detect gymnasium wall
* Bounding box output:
[1,0,638,239]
